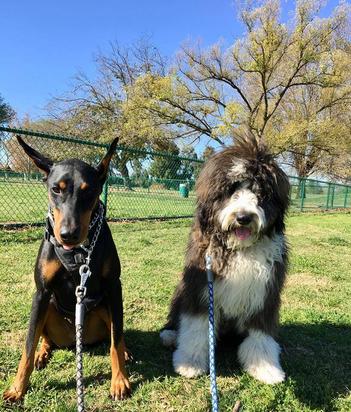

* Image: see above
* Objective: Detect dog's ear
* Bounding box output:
[96,137,118,183]
[197,201,214,234]
[16,135,53,175]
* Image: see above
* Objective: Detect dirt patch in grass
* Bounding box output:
[1,330,26,349]
[285,273,332,291]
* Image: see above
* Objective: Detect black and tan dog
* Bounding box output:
[3,136,131,402]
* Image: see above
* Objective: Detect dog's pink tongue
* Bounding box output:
[235,227,251,241]
[62,245,75,251]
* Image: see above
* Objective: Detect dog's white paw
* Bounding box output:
[173,348,207,378]
[160,329,177,347]
[246,362,285,384]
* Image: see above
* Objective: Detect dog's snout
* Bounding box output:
[60,225,80,243]
[236,213,253,226]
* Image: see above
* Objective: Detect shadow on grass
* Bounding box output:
[215,322,351,410]
[280,322,351,410]
[45,330,175,392]
[44,323,350,410]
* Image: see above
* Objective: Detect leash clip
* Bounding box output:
[79,264,91,287]
[75,286,87,299]
[205,253,213,282]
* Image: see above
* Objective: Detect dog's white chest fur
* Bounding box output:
[212,234,284,326]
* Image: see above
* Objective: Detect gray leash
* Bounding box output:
[74,204,104,412]
[75,265,90,412]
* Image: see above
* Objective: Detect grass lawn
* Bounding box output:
[0,212,350,411]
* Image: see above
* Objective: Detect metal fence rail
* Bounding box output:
[0,127,350,226]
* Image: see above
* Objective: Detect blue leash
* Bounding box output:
[206,254,219,412]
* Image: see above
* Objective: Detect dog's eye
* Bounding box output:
[52,187,61,194]
[229,182,240,194]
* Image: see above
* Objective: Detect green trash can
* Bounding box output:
[179,183,189,198]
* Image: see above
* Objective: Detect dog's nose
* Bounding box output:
[236,213,253,226]
[60,226,80,243]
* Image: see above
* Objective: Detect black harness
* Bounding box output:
[45,204,105,317]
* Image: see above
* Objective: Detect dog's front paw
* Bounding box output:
[3,387,25,403]
[110,373,131,400]
[238,330,285,385]
[246,362,285,384]
[173,348,207,378]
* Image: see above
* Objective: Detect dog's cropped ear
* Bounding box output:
[17,135,53,175]
[96,137,119,183]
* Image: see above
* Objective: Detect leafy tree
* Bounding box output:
[202,146,215,161]
[47,39,169,147]
[149,142,181,180]
[178,145,198,180]
[273,82,351,179]
[44,40,172,185]
[126,0,351,178]
[0,94,15,125]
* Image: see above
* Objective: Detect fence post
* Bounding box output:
[102,145,110,214]
[326,183,332,209]
[300,178,306,211]
[330,185,335,209]
[344,186,349,208]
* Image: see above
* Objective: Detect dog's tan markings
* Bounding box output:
[3,313,48,402]
[52,208,63,241]
[41,259,61,283]
[101,254,114,278]
[110,338,131,400]
[80,210,92,242]
[80,182,89,190]
[58,180,66,190]
[34,333,52,370]
[97,310,131,400]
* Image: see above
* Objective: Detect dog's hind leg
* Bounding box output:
[172,313,209,378]
[34,332,53,370]
[160,283,183,348]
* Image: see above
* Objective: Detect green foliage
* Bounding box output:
[0,94,14,125]
[149,143,181,180]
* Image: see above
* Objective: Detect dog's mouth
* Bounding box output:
[62,243,77,251]
[234,227,252,241]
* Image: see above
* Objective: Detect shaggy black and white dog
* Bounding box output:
[160,136,290,384]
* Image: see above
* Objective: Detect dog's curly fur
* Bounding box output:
[160,135,290,384]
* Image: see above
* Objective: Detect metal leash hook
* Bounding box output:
[206,253,219,412]
[75,264,92,412]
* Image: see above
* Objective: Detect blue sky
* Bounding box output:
[1,0,241,119]
[0,0,339,121]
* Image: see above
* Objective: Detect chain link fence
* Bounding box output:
[0,127,350,226]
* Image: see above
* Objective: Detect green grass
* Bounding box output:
[0,213,351,411]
